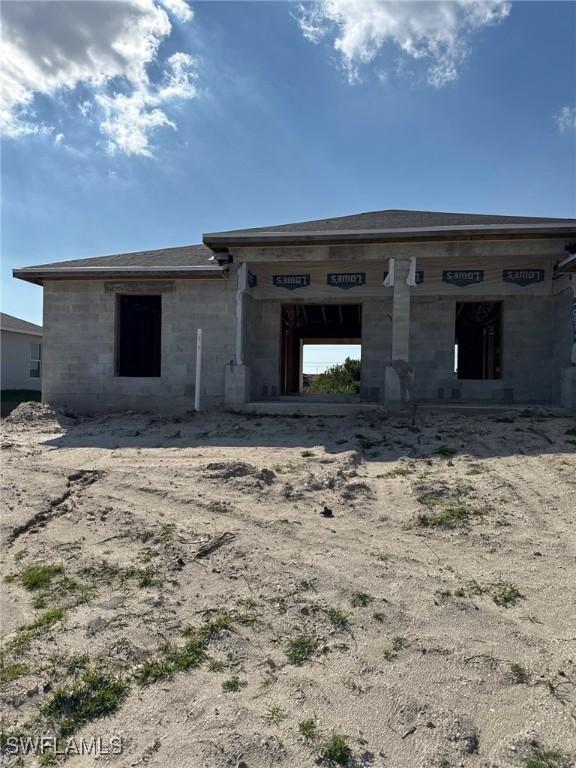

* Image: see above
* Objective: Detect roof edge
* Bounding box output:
[204,222,576,248]
[1,325,42,336]
[13,264,225,286]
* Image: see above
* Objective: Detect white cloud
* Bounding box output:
[0,0,196,156]
[555,106,576,133]
[297,0,511,87]
[158,0,193,23]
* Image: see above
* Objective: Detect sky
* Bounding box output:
[2,0,575,349]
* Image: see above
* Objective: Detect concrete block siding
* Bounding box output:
[42,280,235,413]
[411,294,573,404]
[42,279,574,413]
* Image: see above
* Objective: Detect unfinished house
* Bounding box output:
[13,210,576,413]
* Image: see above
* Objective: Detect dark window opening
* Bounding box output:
[116,295,161,377]
[280,304,362,394]
[455,302,502,380]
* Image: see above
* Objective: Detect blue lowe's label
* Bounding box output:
[442,270,484,287]
[327,272,366,289]
[272,274,310,290]
[503,269,545,286]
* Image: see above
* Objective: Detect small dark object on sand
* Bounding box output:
[321,506,334,518]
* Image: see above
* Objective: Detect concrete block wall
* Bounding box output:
[410,295,570,404]
[42,279,235,413]
[246,299,281,399]
[360,299,392,401]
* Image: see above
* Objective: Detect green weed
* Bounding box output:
[41,670,129,737]
[350,592,372,608]
[318,733,352,766]
[222,676,246,693]
[285,634,317,665]
[492,582,523,608]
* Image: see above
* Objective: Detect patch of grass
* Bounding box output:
[301,450,315,458]
[285,633,317,665]
[158,522,176,542]
[435,445,457,458]
[325,607,349,631]
[17,564,64,591]
[207,659,226,673]
[133,658,174,686]
[416,503,473,528]
[136,612,251,686]
[8,607,66,650]
[135,637,206,685]
[510,663,530,684]
[383,636,409,661]
[0,658,29,684]
[466,466,484,476]
[523,747,571,768]
[41,669,129,737]
[273,462,297,474]
[264,705,286,725]
[492,582,523,608]
[222,675,246,693]
[123,566,163,589]
[350,592,372,608]
[318,733,352,766]
[372,612,385,623]
[14,549,28,562]
[298,718,317,744]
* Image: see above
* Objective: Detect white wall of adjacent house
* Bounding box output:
[1,330,42,391]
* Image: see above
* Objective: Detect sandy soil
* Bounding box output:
[1,402,575,768]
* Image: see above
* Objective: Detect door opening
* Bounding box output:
[281,304,362,394]
[303,344,361,393]
[455,302,502,380]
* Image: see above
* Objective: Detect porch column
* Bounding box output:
[385,258,414,404]
[224,263,251,408]
[561,276,576,411]
[235,262,247,365]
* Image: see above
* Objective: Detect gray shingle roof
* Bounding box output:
[1,313,42,335]
[207,209,576,236]
[22,244,215,270]
[13,244,224,284]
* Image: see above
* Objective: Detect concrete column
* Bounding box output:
[236,263,247,366]
[385,258,413,404]
[226,263,250,408]
[391,259,411,360]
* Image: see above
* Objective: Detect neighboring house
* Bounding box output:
[1,312,42,415]
[12,209,576,414]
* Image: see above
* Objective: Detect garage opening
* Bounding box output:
[281,304,361,394]
[116,295,162,377]
[455,302,502,380]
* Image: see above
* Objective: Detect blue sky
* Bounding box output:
[2,0,575,334]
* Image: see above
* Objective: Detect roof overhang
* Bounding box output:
[203,222,576,249]
[13,265,225,286]
[1,326,42,336]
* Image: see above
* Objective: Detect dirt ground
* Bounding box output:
[1,402,575,768]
